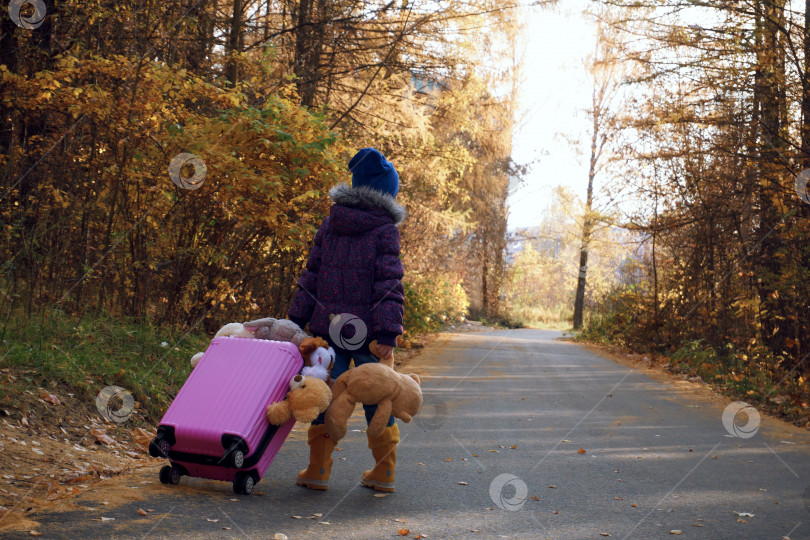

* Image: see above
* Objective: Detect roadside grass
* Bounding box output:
[0,308,209,423]
[666,340,809,424]
[574,327,810,427]
[504,304,574,331]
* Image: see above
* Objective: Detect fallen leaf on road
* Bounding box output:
[738,519,748,523]
[631,504,638,507]
[413,534,427,539]
[131,428,154,448]
[374,493,388,498]
[312,513,323,518]
[614,497,622,500]
[548,485,556,489]
[458,482,468,485]
[89,429,115,446]
[395,518,407,523]
[137,508,147,516]
[29,532,43,537]
[398,530,410,536]
[530,496,539,501]
[318,521,330,525]
[206,518,220,523]
[670,531,682,536]
[41,393,61,406]
[291,515,302,519]
[578,448,587,454]
[444,458,452,462]
[471,454,479,457]
[599,534,611,537]
[734,512,754,517]
[273,534,287,540]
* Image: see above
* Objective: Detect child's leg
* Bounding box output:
[352,351,399,492]
[297,348,351,490]
[311,348,352,426]
[352,351,395,427]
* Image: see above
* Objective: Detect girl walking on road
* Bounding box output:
[287,148,406,492]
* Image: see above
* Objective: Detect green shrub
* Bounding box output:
[403,272,469,337]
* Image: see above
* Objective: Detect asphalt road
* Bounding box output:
[11,329,810,539]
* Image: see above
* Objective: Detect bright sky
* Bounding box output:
[509,0,598,230]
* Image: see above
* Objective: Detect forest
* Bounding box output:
[0,0,522,339]
[1,0,809,421]
[564,0,810,419]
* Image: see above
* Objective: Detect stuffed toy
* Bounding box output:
[190,322,255,368]
[325,363,422,441]
[243,317,308,346]
[266,375,332,425]
[298,337,335,384]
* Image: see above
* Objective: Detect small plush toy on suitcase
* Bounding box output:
[149,337,303,495]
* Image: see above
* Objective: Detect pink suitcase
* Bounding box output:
[149,336,303,495]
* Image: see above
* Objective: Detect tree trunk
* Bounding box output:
[294,0,327,107]
[755,0,789,357]
[573,88,599,330]
[226,0,244,85]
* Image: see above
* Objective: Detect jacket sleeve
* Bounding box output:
[371,223,405,347]
[288,217,328,328]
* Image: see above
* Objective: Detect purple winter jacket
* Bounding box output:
[288,183,406,351]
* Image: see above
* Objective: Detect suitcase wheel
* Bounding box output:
[229,449,245,469]
[233,472,256,495]
[149,437,171,458]
[221,436,248,469]
[159,465,182,485]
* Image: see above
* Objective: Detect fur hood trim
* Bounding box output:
[329,183,406,226]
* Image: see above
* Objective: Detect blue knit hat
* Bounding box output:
[348,148,399,198]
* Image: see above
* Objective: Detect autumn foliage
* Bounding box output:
[1,0,520,337]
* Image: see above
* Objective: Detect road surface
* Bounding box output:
[9,329,810,539]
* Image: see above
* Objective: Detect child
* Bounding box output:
[288,148,405,492]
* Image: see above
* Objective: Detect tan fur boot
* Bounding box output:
[296,424,337,490]
[360,423,399,492]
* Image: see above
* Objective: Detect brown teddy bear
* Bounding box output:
[325,364,422,441]
[266,374,332,425]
